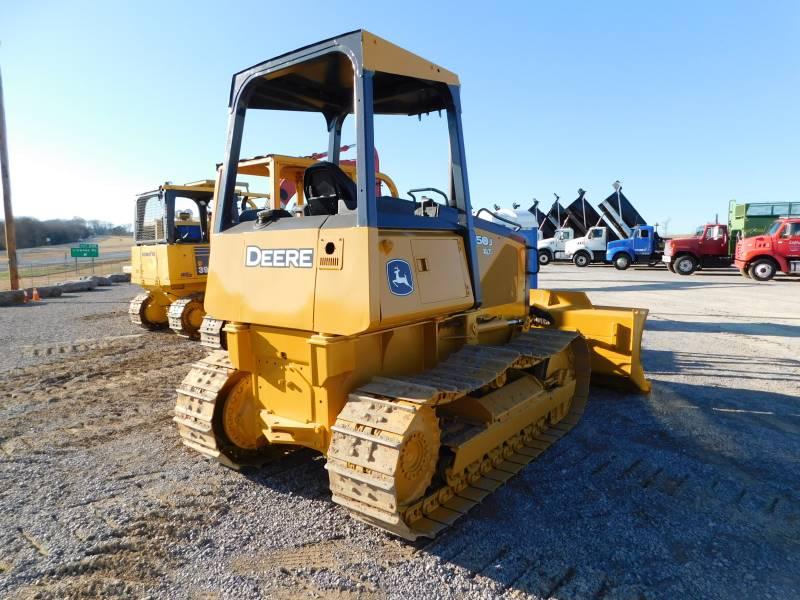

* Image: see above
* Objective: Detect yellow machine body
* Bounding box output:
[204,221,526,453]
[131,242,208,293]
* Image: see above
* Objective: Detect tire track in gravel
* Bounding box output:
[0,333,213,598]
[0,334,206,453]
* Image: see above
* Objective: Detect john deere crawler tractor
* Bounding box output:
[129,181,267,339]
[174,31,649,539]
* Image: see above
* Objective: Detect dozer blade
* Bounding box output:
[530,289,650,394]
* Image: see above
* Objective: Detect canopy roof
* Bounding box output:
[136,181,268,201]
[230,30,459,116]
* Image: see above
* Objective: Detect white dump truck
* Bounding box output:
[537,227,576,265]
[564,226,612,266]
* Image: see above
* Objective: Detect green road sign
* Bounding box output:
[71,246,99,258]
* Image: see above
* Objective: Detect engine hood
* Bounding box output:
[564,236,586,251]
[738,235,773,253]
[664,236,699,255]
[666,236,700,248]
[606,239,627,252]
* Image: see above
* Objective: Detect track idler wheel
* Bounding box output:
[168,295,206,339]
[326,399,441,526]
[215,374,268,461]
[129,292,168,330]
[394,406,441,505]
[174,351,283,470]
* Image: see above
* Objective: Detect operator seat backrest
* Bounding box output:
[303,161,357,216]
[175,224,202,243]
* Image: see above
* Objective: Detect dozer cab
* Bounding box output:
[174,30,649,540]
[129,180,268,338]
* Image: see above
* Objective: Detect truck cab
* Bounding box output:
[662,223,731,275]
[605,225,663,270]
[564,226,609,267]
[537,227,574,265]
[735,217,800,281]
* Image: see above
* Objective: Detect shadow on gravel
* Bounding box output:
[644,348,800,382]
[690,270,742,277]
[651,380,800,433]
[576,280,753,293]
[242,449,330,501]
[646,318,800,337]
[403,378,800,599]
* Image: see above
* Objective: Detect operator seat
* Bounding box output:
[303,161,357,215]
[175,224,203,242]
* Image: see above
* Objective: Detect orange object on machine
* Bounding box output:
[32,288,41,302]
[277,146,382,207]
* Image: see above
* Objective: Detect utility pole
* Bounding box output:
[0,63,19,290]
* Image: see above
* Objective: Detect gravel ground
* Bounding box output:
[0,270,798,599]
[0,285,137,372]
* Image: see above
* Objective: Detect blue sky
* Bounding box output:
[2,0,798,234]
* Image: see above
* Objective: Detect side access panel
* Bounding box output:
[312,223,475,335]
[374,230,474,329]
[163,243,209,286]
[473,224,527,316]
[206,219,324,331]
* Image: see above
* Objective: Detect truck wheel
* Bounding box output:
[573,252,590,268]
[674,255,697,275]
[538,250,552,266]
[748,259,776,282]
[613,254,631,270]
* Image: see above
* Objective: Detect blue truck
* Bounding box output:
[605,225,665,270]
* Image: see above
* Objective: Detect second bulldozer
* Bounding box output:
[174,31,649,539]
[130,181,269,338]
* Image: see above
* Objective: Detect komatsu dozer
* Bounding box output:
[174,30,649,540]
[129,181,268,338]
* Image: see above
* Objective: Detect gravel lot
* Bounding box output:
[0,270,798,599]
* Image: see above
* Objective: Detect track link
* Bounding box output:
[199,316,227,350]
[168,295,205,339]
[173,350,289,469]
[128,292,166,330]
[173,350,236,465]
[326,328,590,540]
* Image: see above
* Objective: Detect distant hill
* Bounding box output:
[0,217,131,250]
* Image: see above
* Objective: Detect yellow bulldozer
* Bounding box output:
[129,180,268,338]
[174,30,649,540]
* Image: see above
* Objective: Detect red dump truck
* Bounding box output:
[662,223,732,275]
[734,217,800,281]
